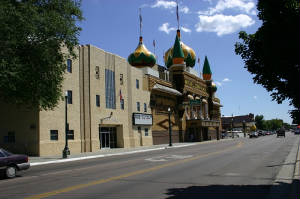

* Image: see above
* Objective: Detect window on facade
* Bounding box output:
[50,130,58,141]
[120,74,123,85]
[67,90,72,104]
[105,69,116,109]
[95,66,100,79]
[96,95,100,107]
[137,102,140,112]
[145,128,149,136]
[138,126,141,133]
[136,79,139,89]
[3,131,15,143]
[144,103,147,112]
[68,130,74,140]
[120,99,124,110]
[67,59,72,73]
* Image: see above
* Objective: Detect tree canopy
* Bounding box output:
[0,0,83,110]
[235,0,299,124]
[255,114,284,130]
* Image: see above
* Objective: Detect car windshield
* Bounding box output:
[1,149,12,156]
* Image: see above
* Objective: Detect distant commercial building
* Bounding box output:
[221,114,255,133]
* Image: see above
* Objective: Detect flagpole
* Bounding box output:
[176,0,179,30]
[153,40,156,58]
[139,8,142,37]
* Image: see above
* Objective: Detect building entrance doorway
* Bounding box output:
[202,127,208,141]
[99,127,117,148]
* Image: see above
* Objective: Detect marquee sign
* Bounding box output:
[132,113,153,125]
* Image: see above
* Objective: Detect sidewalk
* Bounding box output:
[29,138,231,166]
[29,142,198,166]
[267,135,300,199]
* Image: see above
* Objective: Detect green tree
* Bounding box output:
[255,115,264,130]
[0,0,83,110]
[235,0,299,124]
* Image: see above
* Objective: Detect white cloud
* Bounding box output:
[152,0,176,9]
[181,26,191,33]
[222,78,232,82]
[254,96,257,100]
[215,81,222,86]
[180,6,189,14]
[159,23,176,34]
[195,14,255,36]
[199,0,256,15]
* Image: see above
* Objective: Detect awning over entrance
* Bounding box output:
[153,84,182,96]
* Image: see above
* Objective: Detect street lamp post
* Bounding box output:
[243,120,246,137]
[168,107,172,147]
[231,114,234,139]
[63,91,70,158]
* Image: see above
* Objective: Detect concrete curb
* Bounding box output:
[30,143,198,166]
[267,137,300,199]
[290,139,300,199]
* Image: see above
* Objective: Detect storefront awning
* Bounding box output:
[153,84,182,96]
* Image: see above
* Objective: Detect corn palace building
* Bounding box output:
[0,28,222,156]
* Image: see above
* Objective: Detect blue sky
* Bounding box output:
[78,0,293,123]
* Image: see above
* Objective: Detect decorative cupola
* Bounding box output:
[211,82,217,92]
[164,1,196,68]
[128,36,156,67]
[127,8,156,68]
[164,30,196,68]
[202,56,212,80]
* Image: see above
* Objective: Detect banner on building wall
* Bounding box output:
[132,113,153,125]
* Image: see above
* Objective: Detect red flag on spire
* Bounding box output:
[120,89,123,100]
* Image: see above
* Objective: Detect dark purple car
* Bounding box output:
[0,148,30,178]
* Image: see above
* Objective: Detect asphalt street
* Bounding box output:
[0,132,298,199]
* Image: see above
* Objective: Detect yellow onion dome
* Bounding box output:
[212,82,217,92]
[128,36,156,67]
[164,30,196,68]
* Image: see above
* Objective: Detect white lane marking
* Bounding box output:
[224,173,240,176]
[145,155,193,162]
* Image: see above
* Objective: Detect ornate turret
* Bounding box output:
[128,8,156,68]
[202,56,212,80]
[128,36,156,67]
[164,30,196,68]
[212,82,217,92]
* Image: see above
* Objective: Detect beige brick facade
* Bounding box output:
[0,45,153,156]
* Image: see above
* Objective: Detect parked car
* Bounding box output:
[0,148,30,178]
[295,128,300,135]
[277,128,285,138]
[249,131,258,138]
[266,131,271,135]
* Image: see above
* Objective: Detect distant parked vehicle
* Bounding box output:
[294,128,300,135]
[266,131,271,135]
[249,132,258,138]
[0,148,30,178]
[277,128,285,138]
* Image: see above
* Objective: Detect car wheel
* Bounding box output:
[6,166,17,178]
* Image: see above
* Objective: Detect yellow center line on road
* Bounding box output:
[25,141,243,199]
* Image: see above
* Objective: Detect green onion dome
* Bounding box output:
[212,82,217,92]
[164,30,196,68]
[128,36,156,67]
